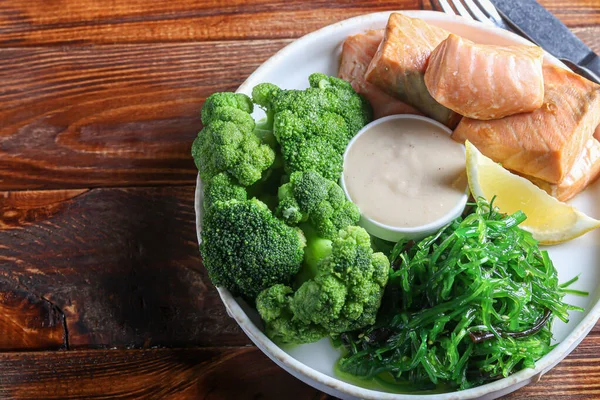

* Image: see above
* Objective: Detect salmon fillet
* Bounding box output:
[528,136,600,201]
[453,64,600,184]
[338,30,421,119]
[424,34,544,120]
[365,13,461,128]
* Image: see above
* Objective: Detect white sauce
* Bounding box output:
[343,118,466,228]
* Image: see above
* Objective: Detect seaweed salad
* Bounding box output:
[337,198,584,391]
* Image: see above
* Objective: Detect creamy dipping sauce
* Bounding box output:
[343,118,466,228]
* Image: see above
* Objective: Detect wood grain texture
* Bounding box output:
[0,186,249,348]
[0,40,289,190]
[0,282,65,351]
[0,0,597,45]
[0,343,599,399]
[0,189,87,228]
[573,27,600,55]
[0,0,420,46]
[0,347,327,399]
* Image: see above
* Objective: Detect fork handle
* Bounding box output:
[560,57,600,85]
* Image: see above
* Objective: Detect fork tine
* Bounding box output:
[462,0,495,25]
[449,0,474,20]
[475,0,505,24]
[437,0,456,15]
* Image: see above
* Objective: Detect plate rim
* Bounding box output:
[195,10,600,399]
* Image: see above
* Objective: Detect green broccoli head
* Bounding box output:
[292,274,347,326]
[256,283,293,322]
[201,92,254,125]
[292,226,390,333]
[272,110,347,180]
[276,171,360,239]
[203,172,247,211]
[308,73,372,138]
[252,83,281,113]
[257,226,390,344]
[200,198,306,300]
[252,74,372,181]
[192,92,275,186]
[256,284,326,345]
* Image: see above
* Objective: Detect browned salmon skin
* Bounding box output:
[425,34,545,120]
[338,30,421,119]
[453,64,600,184]
[528,136,600,201]
[365,13,461,128]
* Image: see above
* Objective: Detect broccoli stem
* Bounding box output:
[294,223,332,287]
[254,115,276,148]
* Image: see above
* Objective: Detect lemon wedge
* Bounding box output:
[465,140,600,245]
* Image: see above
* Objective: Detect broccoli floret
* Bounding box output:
[256,284,326,345]
[277,171,360,239]
[294,226,390,332]
[201,198,306,300]
[252,74,371,181]
[252,83,281,112]
[309,73,372,136]
[203,173,246,211]
[201,92,254,125]
[272,110,348,180]
[257,226,390,345]
[192,92,275,186]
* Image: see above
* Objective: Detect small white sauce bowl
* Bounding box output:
[340,114,469,243]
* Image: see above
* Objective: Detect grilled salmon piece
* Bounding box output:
[453,64,600,184]
[365,13,460,128]
[528,136,600,201]
[424,34,544,120]
[338,30,421,119]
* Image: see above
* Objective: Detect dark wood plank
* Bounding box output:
[0,186,249,349]
[0,339,600,399]
[0,282,65,351]
[0,189,86,228]
[0,0,597,45]
[0,40,290,190]
[0,347,326,399]
[0,0,420,46]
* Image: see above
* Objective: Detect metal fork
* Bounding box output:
[430,0,600,84]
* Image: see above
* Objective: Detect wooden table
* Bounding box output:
[0,1,598,398]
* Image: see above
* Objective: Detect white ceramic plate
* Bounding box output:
[195,10,600,400]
